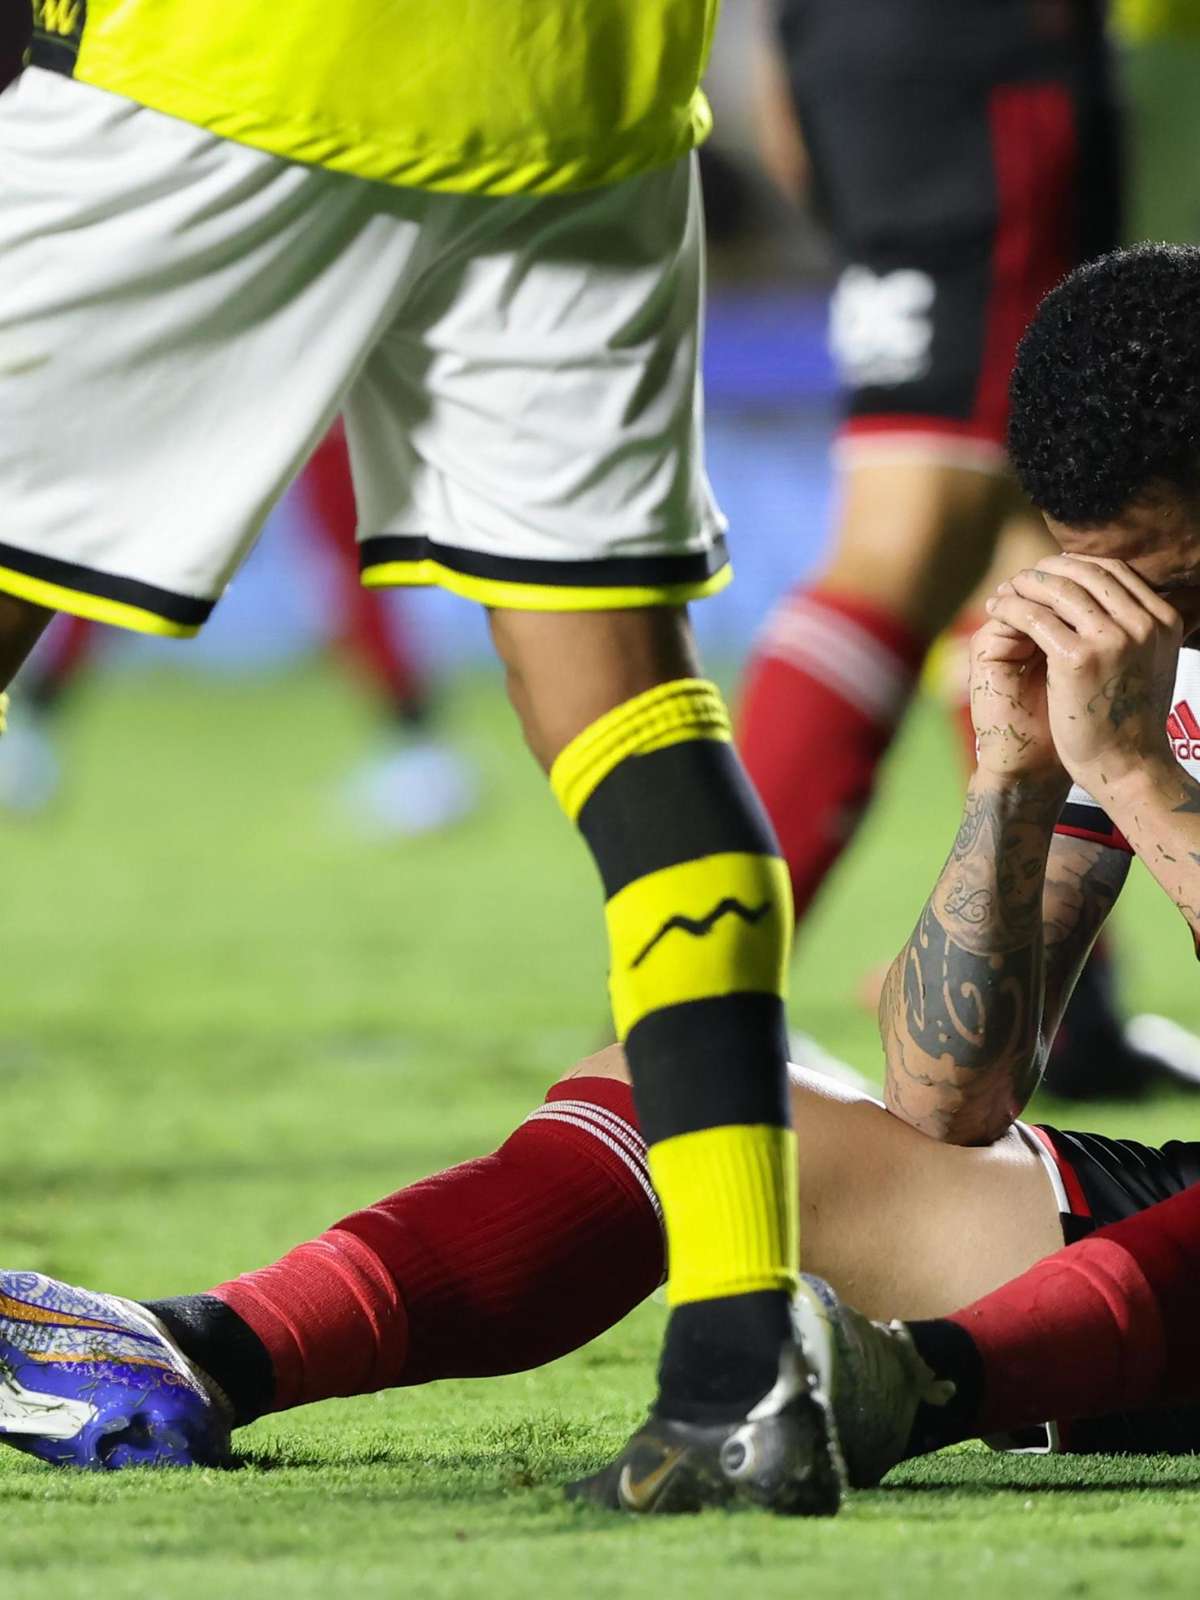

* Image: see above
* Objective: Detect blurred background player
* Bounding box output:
[739,0,1118,910]
[735,0,1200,1097]
[0,426,478,836]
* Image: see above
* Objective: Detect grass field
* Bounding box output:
[2,663,1199,1597]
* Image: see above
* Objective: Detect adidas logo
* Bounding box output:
[1166,699,1200,761]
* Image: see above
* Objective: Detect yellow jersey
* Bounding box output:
[29,1,719,196]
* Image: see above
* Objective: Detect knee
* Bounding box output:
[489,606,700,772]
[559,1043,632,1086]
[820,463,1009,638]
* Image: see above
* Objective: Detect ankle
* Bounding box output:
[656,1291,794,1424]
[143,1294,275,1428]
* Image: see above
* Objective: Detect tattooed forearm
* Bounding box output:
[900,902,1037,1070]
[1040,836,1130,1040]
[880,772,1065,1145]
[1086,761,1200,943]
[881,901,1042,1143]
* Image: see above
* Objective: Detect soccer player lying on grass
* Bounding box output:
[2,1044,1199,1496]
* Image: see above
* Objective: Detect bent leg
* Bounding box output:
[298,428,430,725]
[567,1045,1061,1320]
[904,1182,1200,1454]
[148,1049,1063,1423]
[157,1071,663,1422]
[739,461,1010,917]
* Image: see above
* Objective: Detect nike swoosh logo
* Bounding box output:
[618,1446,687,1511]
[630,899,771,969]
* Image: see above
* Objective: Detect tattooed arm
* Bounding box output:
[880,773,1066,1145]
[1079,765,1200,942]
[1040,832,1131,1039]
[878,608,1136,1144]
[880,800,1130,1145]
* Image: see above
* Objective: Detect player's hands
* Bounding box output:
[986,554,1181,793]
[968,615,1068,787]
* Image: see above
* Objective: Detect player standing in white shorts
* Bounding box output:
[0,2,840,1513]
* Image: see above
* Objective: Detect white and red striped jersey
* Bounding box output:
[1056,646,1200,853]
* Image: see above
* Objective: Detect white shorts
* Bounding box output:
[0,70,727,637]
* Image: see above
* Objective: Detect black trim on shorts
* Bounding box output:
[1042,1126,1200,1229]
[0,538,216,629]
[358,533,731,591]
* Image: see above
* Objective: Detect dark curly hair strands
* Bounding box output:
[1008,243,1200,526]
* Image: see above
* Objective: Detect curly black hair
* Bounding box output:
[1008,242,1200,525]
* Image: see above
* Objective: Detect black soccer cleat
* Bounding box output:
[565,1303,846,1515]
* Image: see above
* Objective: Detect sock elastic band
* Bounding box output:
[550,678,730,822]
[649,1123,799,1305]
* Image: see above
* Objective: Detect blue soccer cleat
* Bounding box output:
[0,1271,231,1470]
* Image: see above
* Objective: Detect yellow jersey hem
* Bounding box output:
[67,55,713,196]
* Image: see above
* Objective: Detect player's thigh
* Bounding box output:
[561,1043,631,1083]
[0,69,403,638]
[960,501,1056,614]
[344,155,728,765]
[820,460,1010,637]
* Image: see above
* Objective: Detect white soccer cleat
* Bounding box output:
[792,1274,954,1488]
[1125,1013,1200,1091]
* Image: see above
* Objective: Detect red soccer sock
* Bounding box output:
[299,427,429,721]
[212,1078,664,1412]
[27,614,99,714]
[737,586,927,917]
[916,1183,1200,1442]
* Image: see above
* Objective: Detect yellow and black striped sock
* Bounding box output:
[551,679,798,1418]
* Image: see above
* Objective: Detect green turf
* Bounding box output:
[2,663,1198,1596]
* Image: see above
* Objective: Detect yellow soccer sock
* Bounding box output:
[648,1123,799,1305]
[552,680,798,1330]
